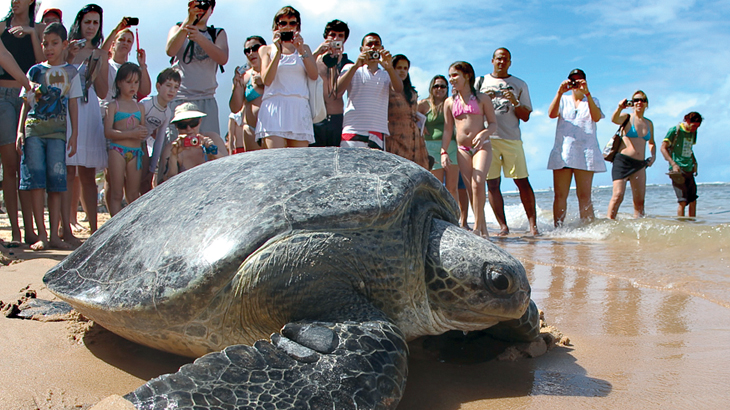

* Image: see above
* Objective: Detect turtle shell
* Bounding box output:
[44,148,459,354]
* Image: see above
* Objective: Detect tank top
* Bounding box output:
[424,106,445,141]
[0,17,36,81]
[261,48,308,100]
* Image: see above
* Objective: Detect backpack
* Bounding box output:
[170,23,225,73]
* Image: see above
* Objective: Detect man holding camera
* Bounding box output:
[310,19,352,147]
[166,0,228,138]
[337,33,401,150]
[476,47,538,236]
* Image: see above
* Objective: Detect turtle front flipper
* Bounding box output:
[124,303,409,410]
[483,299,540,343]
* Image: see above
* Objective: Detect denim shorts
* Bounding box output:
[19,136,68,192]
[0,86,24,146]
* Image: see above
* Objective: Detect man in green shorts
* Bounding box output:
[476,47,538,235]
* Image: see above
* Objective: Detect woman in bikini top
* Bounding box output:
[229,35,266,152]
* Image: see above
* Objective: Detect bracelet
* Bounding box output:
[301,51,311,58]
[440,151,448,155]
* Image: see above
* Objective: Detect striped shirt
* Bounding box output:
[341,64,391,136]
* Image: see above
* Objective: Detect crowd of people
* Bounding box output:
[0,1,703,249]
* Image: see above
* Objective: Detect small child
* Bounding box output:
[139,68,181,194]
[16,23,81,251]
[103,62,147,216]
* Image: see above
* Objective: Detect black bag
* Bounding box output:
[603,115,631,162]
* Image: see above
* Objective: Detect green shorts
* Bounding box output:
[487,138,529,180]
[426,139,457,170]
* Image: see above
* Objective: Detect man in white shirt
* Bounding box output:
[477,47,538,235]
[337,33,401,150]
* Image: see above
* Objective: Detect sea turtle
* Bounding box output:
[44,148,539,409]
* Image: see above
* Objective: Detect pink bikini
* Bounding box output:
[451,93,480,118]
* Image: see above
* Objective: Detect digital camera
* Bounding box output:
[183,135,201,147]
[194,0,212,11]
[367,50,380,60]
[567,80,578,89]
[332,40,343,50]
[625,100,634,107]
[280,31,294,42]
[124,17,139,26]
[236,66,246,75]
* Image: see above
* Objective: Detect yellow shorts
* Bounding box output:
[487,138,529,180]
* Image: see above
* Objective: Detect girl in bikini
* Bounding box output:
[441,61,498,237]
[229,36,266,153]
[103,62,148,216]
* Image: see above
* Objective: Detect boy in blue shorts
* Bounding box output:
[16,23,81,250]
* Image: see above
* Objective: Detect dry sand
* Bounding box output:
[0,213,729,409]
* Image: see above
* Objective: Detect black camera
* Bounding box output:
[124,17,139,26]
[195,0,212,11]
[625,99,634,107]
[280,31,294,42]
[567,80,578,89]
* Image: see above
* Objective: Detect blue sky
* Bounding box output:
[17,0,730,190]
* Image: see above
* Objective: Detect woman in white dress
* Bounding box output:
[255,6,318,149]
[66,4,109,234]
[547,69,606,227]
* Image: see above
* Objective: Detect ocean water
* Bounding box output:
[475,182,730,308]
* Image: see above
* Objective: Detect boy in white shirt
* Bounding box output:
[139,68,181,194]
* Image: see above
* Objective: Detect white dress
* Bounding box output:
[547,94,606,172]
[66,62,108,169]
[255,49,313,143]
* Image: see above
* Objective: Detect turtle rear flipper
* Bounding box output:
[124,304,409,409]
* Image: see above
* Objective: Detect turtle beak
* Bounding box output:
[425,220,532,327]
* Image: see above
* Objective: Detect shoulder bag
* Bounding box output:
[603,115,631,162]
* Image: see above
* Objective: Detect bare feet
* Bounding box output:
[49,238,73,250]
[24,232,40,246]
[71,222,88,233]
[30,240,48,251]
[473,225,489,238]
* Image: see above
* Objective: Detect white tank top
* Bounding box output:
[262,48,308,100]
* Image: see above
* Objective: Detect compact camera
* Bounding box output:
[235,66,246,75]
[183,135,201,147]
[76,39,87,48]
[567,80,578,89]
[625,99,634,107]
[367,50,380,60]
[124,17,139,26]
[332,40,343,50]
[194,0,212,11]
[280,31,294,42]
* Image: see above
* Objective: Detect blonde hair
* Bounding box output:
[632,90,648,107]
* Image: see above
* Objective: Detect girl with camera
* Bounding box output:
[546,69,606,227]
[607,91,655,219]
[255,6,318,148]
[229,35,266,153]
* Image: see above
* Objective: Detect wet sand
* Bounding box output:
[1,218,728,409]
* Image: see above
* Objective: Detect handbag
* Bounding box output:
[307,76,327,124]
[603,115,631,162]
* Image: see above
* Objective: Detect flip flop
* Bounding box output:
[667,171,685,185]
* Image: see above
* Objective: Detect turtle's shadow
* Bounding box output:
[398,332,611,409]
[82,322,192,381]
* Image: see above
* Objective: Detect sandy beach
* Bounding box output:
[1,210,729,409]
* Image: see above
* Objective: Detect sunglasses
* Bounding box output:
[277,20,298,28]
[432,84,448,89]
[174,118,200,129]
[632,98,648,103]
[244,43,262,55]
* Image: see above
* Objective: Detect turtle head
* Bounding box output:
[424,219,532,332]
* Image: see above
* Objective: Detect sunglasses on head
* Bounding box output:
[432,84,448,89]
[244,43,262,55]
[277,20,298,28]
[175,118,200,129]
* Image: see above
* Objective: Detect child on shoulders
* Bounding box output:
[16,23,81,251]
[104,62,147,216]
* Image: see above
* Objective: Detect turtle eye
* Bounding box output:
[483,264,511,293]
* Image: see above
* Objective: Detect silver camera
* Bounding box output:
[332,40,343,50]
[367,50,380,60]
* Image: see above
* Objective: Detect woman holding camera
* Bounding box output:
[607,91,655,219]
[255,6,318,148]
[229,35,266,153]
[64,4,111,236]
[387,54,429,168]
[547,68,606,227]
